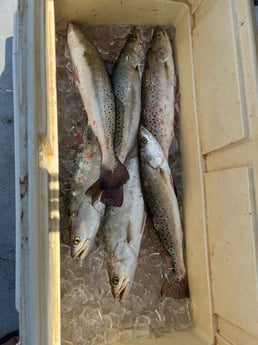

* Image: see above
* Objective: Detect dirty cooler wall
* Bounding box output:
[14,1,258,345]
[14,1,60,345]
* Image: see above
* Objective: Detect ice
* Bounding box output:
[101,315,113,330]
[133,315,151,341]
[109,313,121,328]
[121,310,134,329]
[149,252,163,267]
[119,329,133,343]
[92,335,104,345]
[173,299,194,331]
[104,328,120,345]
[63,340,74,345]
[57,24,193,345]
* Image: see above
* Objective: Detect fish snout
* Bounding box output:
[112,277,131,300]
[71,237,92,261]
[67,22,75,35]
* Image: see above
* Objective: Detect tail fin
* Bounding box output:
[161,272,189,299]
[99,159,129,190]
[101,187,124,207]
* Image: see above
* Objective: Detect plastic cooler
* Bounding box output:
[13,1,258,345]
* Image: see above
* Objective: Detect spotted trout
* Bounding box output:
[69,128,105,262]
[141,26,176,159]
[112,27,146,163]
[67,22,129,192]
[138,126,188,298]
[103,157,146,300]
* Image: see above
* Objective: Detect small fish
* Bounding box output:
[69,128,105,261]
[67,22,129,192]
[138,126,187,298]
[141,26,176,159]
[112,26,147,163]
[103,157,146,300]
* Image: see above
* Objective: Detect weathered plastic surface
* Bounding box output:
[15,0,258,345]
[14,1,60,345]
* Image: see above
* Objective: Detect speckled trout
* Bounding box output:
[138,126,188,298]
[112,27,146,163]
[103,157,146,300]
[141,26,176,159]
[67,22,129,191]
[69,128,105,262]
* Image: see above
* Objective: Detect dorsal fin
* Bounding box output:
[126,220,133,244]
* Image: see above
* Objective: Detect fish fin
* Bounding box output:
[168,137,177,156]
[86,126,97,143]
[85,180,102,203]
[72,66,80,85]
[127,145,138,159]
[99,160,129,190]
[113,240,136,260]
[126,220,133,244]
[166,168,179,199]
[159,166,171,187]
[164,61,170,78]
[101,187,123,207]
[140,211,147,235]
[148,155,163,169]
[160,272,189,299]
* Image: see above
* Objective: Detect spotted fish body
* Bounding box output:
[138,126,187,297]
[141,26,176,159]
[112,27,147,163]
[103,157,146,300]
[69,128,105,262]
[67,22,129,192]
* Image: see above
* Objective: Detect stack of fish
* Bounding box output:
[67,23,188,300]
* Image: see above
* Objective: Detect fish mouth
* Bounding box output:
[71,238,92,261]
[114,278,131,300]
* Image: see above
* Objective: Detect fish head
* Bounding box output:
[150,26,172,63]
[67,22,93,53]
[107,241,137,300]
[124,27,147,73]
[70,200,101,262]
[68,22,85,44]
[138,126,164,169]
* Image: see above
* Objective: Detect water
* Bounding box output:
[56,21,193,345]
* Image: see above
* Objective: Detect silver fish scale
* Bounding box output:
[103,86,115,139]
[140,167,179,273]
[142,75,163,139]
[113,74,127,100]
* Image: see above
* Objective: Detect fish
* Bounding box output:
[67,22,129,192]
[138,126,188,298]
[112,26,147,163]
[103,157,146,300]
[141,26,176,159]
[70,197,105,262]
[69,127,105,262]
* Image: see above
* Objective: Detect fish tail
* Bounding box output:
[101,186,124,207]
[161,271,189,299]
[99,159,129,191]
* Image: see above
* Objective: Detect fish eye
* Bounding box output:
[140,136,148,146]
[112,276,119,285]
[73,236,81,245]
